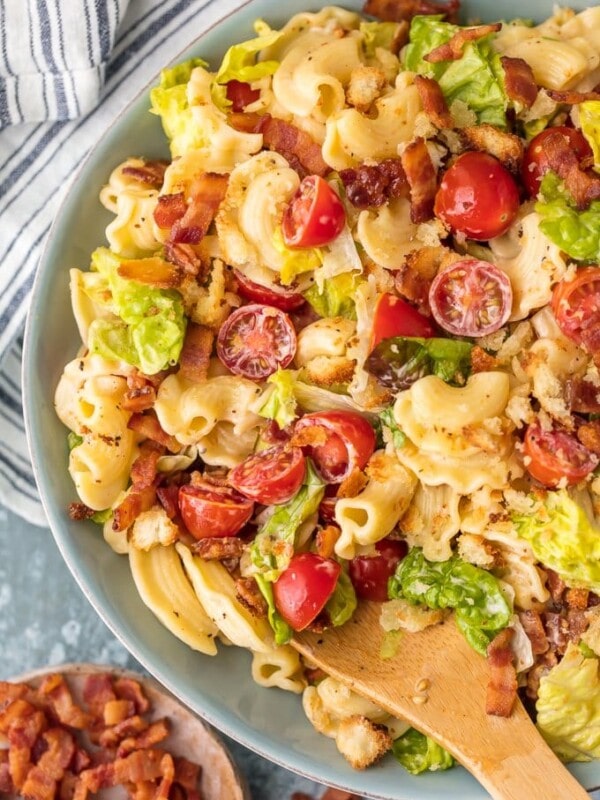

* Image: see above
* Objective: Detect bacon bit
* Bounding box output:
[541,130,600,209]
[153,193,187,229]
[117,256,184,289]
[315,525,341,558]
[525,651,557,700]
[164,242,205,278]
[577,420,600,455]
[82,674,116,718]
[321,789,362,800]
[470,345,498,373]
[178,323,214,383]
[122,372,157,414]
[566,608,589,644]
[486,628,517,718]
[339,158,408,209]
[0,753,13,793]
[68,503,96,521]
[122,160,168,188]
[128,410,182,453]
[546,569,566,603]
[414,75,453,129]
[546,89,600,105]
[170,172,229,245]
[235,578,268,618]
[337,467,368,499]
[500,57,538,110]
[400,137,437,223]
[156,483,181,520]
[129,442,164,491]
[103,699,135,727]
[261,116,330,177]
[566,376,600,414]
[395,246,448,314]
[97,715,149,750]
[425,23,501,63]
[566,587,590,610]
[518,610,548,655]
[116,719,170,758]
[74,749,173,799]
[20,727,76,800]
[112,485,157,533]
[544,612,569,655]
[191,536,245,560]
[461,124,524,172]
[362,0,460,23]
[0,682,28,712]
[38,675,93,730]
[113,678,151,716]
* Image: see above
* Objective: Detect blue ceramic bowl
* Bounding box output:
[24,1,599,797]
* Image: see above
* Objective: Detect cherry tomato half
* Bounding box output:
[551,267,600,355]
[273,552,341,631]
[522,126,592,198]
[370,293,436,351]
[225,80,260,112]
[294,410,376,483]
[178,482,254,539]
[234,269,305,312]
[434,151,520,240]
[429,258,513,338]
[349,538,408,602]
[217,304,297,380]
[229,445,306,505]
[282,175,346,248]
[523,420,599,488]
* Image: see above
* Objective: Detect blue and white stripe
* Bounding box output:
[0,0,245,525]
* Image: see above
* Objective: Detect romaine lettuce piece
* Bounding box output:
[537,643,600,761]
[536,172,600,261]
[325,568,357,627]
[360,20,402,58]
[379,406,406,448]
[272,227,323,286]
[388,548,512,655]
[84,248,186,374]
[258,368,299,429]
[403,15,457,80]
[255,574,293,645]
[150,58,208,156]
[512,489,600,592]
[392,728,455,774]
[579,101,600,171]
[304,272,361,320]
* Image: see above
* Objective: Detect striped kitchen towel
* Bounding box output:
[0,0,248,525]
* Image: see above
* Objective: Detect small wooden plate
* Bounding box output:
[4,662,250,800]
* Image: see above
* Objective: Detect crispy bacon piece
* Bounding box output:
[153,193,187,229]
[577,419,600,455]
[129,442,164,491]
[117,256,184,289]
[547,88,600,105]
[113,678,151,716]
[546,569,566,603]
[470,345,498,373]
[500,57,538,110]
[394,245,447,313]
[0,752,13,793]
[20,727,76,800]
[486,628,517,717]
[164,242,205,277]
[122,372,157,414]
[38,675,92,730]
[67,503,96,521]
[315,525,341,558]
[400,137,437,223]
[82,674,116,719]
[414,75,453,128]
[518,610,548,655]
[339,158,408,208]
[116,719,170,758]
[103,699,135,727]
[2,701,48,790]
[178,323,214,383]
[544,611,568,655]
[262,116,330,177]
[227,111,265,134]
[112,485,157,533]
[122,160,168,188]
[461,124,524,172]
[73,749,173,799]
[235,577,268,618]
[192,536,245,560]
[171,173,229,245]
[566,376,600,414]
[0,682,28,712]
[424,23,501,63]
[128,411,181,453]
[541,129,600,209]
[362,0,460,23]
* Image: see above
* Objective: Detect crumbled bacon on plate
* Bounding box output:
[424,23,501,63]
[362,0,460,23]
[414,75,453,129]
[500,57,538,110]
[178,323,214,384]
[339,158,407,209]
[400,136,437,223]
[486,628,517,718]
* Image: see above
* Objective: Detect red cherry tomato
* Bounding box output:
[551,267,600,355]
[229,446,306,505]
[234,269,305,312]
[225,80,260,111]
[178,482,254,539]
[273,552,341,631]
[523,421,599,488]
[522,126,592,198]
[434,151,520,240]
[294,410,376,483]
[217,304,297,380]
[371,293,436,351]
[429,258,513,337]
[349,538,408,602]
[282,175,345,248]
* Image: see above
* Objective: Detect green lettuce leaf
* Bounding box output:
[250,460,325,581]
[392,729,455,774]
[150,58,208,156]
[536,171,600,262]
[211,25,282,110]
[360,20,402,58]
[254,574,293,645]
[304,272,362,320]
[258,368,299,430]
[580,101,600,171]
[90,508,112,525]
[512,489,600,593]
[403,15,457,80]
[325,568,357,627]
[68,432,83,451]
[366,336,472,392]
[536,643,600,761]
[84,248,186,374]
[388,548,512,655]
[379,406,406,449]
[273,227,323,286]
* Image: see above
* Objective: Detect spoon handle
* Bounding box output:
[293,605,589,800]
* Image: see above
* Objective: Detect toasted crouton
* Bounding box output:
[346,65,387,113]
[335,715,392,770]
[457,533,504,569]
[461,123,524,172]
[130,506,179,551]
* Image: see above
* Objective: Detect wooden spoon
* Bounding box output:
[293,603,589,800]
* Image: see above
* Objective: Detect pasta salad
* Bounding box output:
[55,0,600,776]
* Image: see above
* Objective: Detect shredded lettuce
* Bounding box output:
[90,508,112,525]
[580,100,600,172]
[255,574,293,645]
[360,20,402,58]
[83,248,186,375]
[388,548,512,655]
[392,729,455,774]
[304,272,361,320]
[150,58,208,156]
[250,460,325,581]
[537,643,600,761]
[258,368,299,429]
[272,227,323,285]
[403,15,507,127]
[211,25,282,110]
[536,172,600,262]
[67,431,83,451]
[325,568,357,627]
[379,406,406,449]
[512,489,600,593]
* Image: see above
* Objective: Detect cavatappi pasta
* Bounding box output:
[55,1,600,776]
